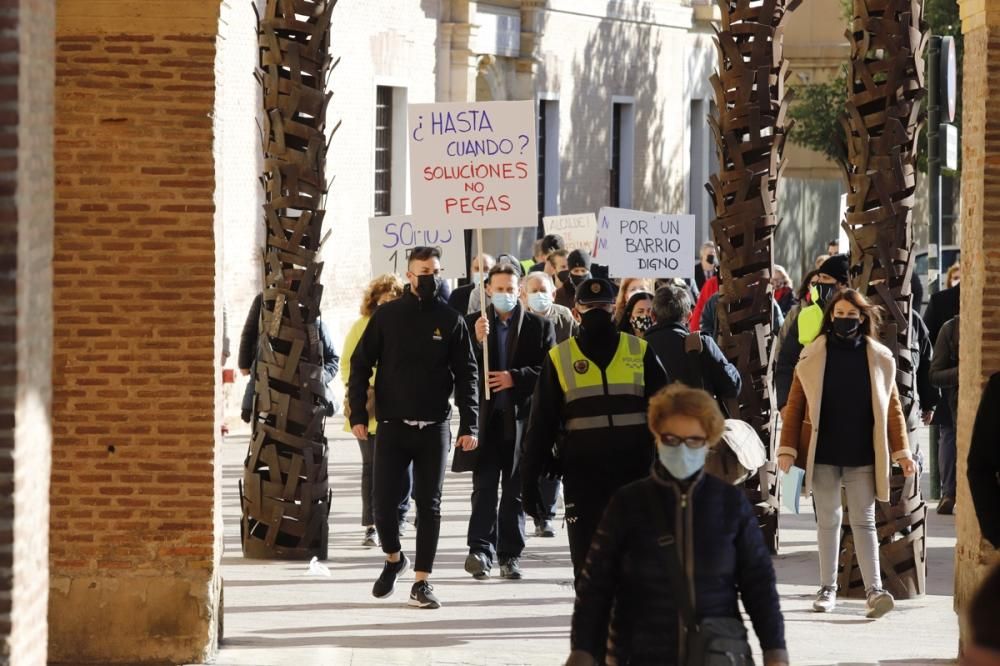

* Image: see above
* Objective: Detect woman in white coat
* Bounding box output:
[778,288,916,619]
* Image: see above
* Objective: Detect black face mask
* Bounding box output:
[415,274,441,301]
[815,283,838,306]
[832,316,861,338]
[557,269,570,286]
[570,271,591,288]
[705,254,717,266]
[579,308,615,337]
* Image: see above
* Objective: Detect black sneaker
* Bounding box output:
[464,552,491,580]
[408,580,441,609]
[372,554,410,599]
[499,557,523,580]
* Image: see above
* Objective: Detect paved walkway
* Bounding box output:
[208,422,959,666]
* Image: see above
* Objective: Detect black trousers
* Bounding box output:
[357,433,412,527]
[373,420,450,573]
[563,475,619,580]
[467,413,525,563]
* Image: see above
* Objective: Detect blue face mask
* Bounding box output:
[491,292,518,314]
[527,291,553,313]
[657,442,709,480]
[471,271,484,286]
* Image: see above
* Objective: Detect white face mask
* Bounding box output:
[527,291,553,313]
[656,442,709,479]
[471,271,484,286]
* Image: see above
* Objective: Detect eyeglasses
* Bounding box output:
[657,433,709,448]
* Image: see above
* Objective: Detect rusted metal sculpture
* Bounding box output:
[836,0,928,598]
[240,0,336,560]
[706,0,800,553]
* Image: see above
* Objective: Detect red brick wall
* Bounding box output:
[50,1,222,660]
[0,0,55,664]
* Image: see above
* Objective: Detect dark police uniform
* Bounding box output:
[521,279,669,577]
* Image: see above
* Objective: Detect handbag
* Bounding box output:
[641,483,754,666]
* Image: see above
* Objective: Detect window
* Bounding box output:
[374,86,393,217]
[610,100,634,208]
[537,100,547,235]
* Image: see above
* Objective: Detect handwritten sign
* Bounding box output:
[543,213,597,255]
[408,101,537,230]
[368,215,465,278]
[595,207,695,279]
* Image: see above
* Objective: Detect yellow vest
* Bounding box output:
[798,285,825,346]
[550,333,648,431]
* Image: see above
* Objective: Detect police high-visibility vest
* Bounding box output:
[550,333,648,431]
[798,285,825,346]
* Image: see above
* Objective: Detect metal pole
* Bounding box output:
[927,35,942,499]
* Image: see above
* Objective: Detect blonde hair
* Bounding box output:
[647,384,725,446]
[946,262,960,288]
[614,278,655,323]
[360,273,405,317]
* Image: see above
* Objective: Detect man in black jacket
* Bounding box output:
[969,372,1000,549]
[458,263,556,581]
[349,246,479,610]
[521,278,669,577]
[644,284,742,402]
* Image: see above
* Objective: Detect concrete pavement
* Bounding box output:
[208,421,959,666]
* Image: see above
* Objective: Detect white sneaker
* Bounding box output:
[865,588,894,619]
[812,585,837,612]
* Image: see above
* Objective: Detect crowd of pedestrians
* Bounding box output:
[237,234,999,665]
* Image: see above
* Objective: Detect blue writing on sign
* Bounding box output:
[382,221,453,249]
[431,110,494,135]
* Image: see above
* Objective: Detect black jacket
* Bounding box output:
[969,372,1000,548]
[453,305,555,472]
[521,330,668,512]
[644,321,741,400]
[348,289,479,437]
[923,284,960,344]
[929,316,959,424]
[448,283,474,316]
[572,466,786,665]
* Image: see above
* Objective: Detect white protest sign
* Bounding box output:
[368,215,466,278]
[595,208,696,279]
[408,100,537,230]
[543,213,597,255]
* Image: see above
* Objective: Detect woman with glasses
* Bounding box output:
[566,385,787,666]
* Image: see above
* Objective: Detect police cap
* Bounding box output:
[575,278,615,306]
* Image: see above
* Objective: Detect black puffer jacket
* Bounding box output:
[571,465,787,666]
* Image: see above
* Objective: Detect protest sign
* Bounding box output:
[408,100,537,230]
[595,207,696,279]
[543,213,597,255]
[368,216,465,278]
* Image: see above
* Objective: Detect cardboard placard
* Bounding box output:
[368,215,465,278]
[543,213,597,255]
[595,207,696,279]
[408,100,538,230]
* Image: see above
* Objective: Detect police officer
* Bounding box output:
[521,278,669,577]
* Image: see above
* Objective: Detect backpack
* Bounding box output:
[683,333,766,485]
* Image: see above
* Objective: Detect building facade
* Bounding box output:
[218,0,720,426]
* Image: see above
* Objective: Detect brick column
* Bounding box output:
[955,0,1000,649]
[49,1,222,662]
[0,1,55,664]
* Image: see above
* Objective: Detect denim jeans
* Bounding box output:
[812,464,881,591]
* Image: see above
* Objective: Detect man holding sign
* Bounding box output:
[348,247,479,609]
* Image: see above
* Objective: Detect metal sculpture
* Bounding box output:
[836,0,928,598]
[240,0,336,560]
[706,0,801,552]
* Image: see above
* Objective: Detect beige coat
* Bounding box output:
[778,335,911,502]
